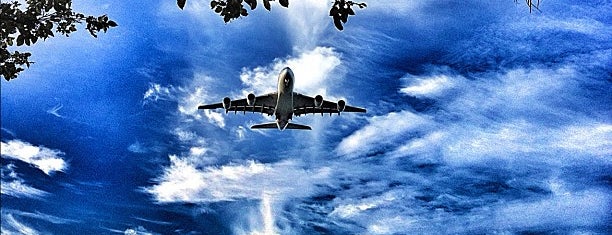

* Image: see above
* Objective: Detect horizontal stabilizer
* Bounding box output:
[250,122,312,130]
[285,123,312,130]
[251,122,278,129]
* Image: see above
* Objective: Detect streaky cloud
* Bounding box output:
[1,139,67,175]
[143,76,227,128]
[1,179,49,199]
[336,110,432,157]
[46,103,64,118]
[2,209,79,224]
[146,156,330,203]
[280,0,330,51]
[400,73,459,99]
[1,164,48,199]
[124,225,158,235]
[493,188,610,231]
[1,213,44,235]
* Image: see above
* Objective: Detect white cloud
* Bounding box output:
[280,0,330,50]
[124,226,157,235]
[143,83,171,103]
[146,157,330,203]
[336,111,432,157]
[1,164,48,199]
[331,191,399,218]
[143,76,226,128]
[400,74,459,98]
[46,103,64,118]
[0,180,48,199]
[328,62,611,233]
[387,131,446,159]
[510,16,610,37]
[344,66,611,165]
[235,126,247,141]
[128,141,148,154]
[329,187,611,234]
[2,209,78,225]
[494,189,610,230]
[368,1,428,16]
[243,192,278,235]
[1,213,43,235]
[240,47,342,99]
[1,139,67,175]
[554,123,612,156]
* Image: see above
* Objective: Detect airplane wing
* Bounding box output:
[292,93,366,116]
[198,93,277,115]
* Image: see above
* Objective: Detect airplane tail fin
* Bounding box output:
[250,122,311,130]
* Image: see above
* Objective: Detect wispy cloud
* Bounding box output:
[346,65,611,165]
[124,226,158,235]
[146,156,330,203]
[1,164,48,199]
[239,46,342,98]
[46,103,64,118]
[327,3,611,233]
[143,75,227,128]
[127,141,148,154]
[1,139,67,175]
[400,73,459,99]
[1,213,44,235]
[2,209,79,225]
[336,110,432,157]
[280,0,331,51]
[493,188,610,231]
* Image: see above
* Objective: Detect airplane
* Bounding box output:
[198,67,366,130]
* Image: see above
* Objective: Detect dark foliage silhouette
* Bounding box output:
[178,0,367,31]
[1,0,117,81]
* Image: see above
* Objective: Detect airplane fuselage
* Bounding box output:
[274,67,295,130]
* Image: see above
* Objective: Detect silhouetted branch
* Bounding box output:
[1,0,117,81]
[177,0,367,30]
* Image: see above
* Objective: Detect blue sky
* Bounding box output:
[1,0,611,234]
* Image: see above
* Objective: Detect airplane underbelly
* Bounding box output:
[275,92,293,120]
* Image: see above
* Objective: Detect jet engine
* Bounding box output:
[337,100,346,112]
[222,97,231,110]
[247,93,256,106]
[314,95,323,108]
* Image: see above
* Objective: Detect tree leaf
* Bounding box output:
[108,20,118,27]
[17,35,24,46]
[245,0,256,10]
[45,1,52,11]
[279,0,289,8]
[177,0,186,9]
[329,6,337,16]
[333,17,343,30]
[263,0,271,11]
